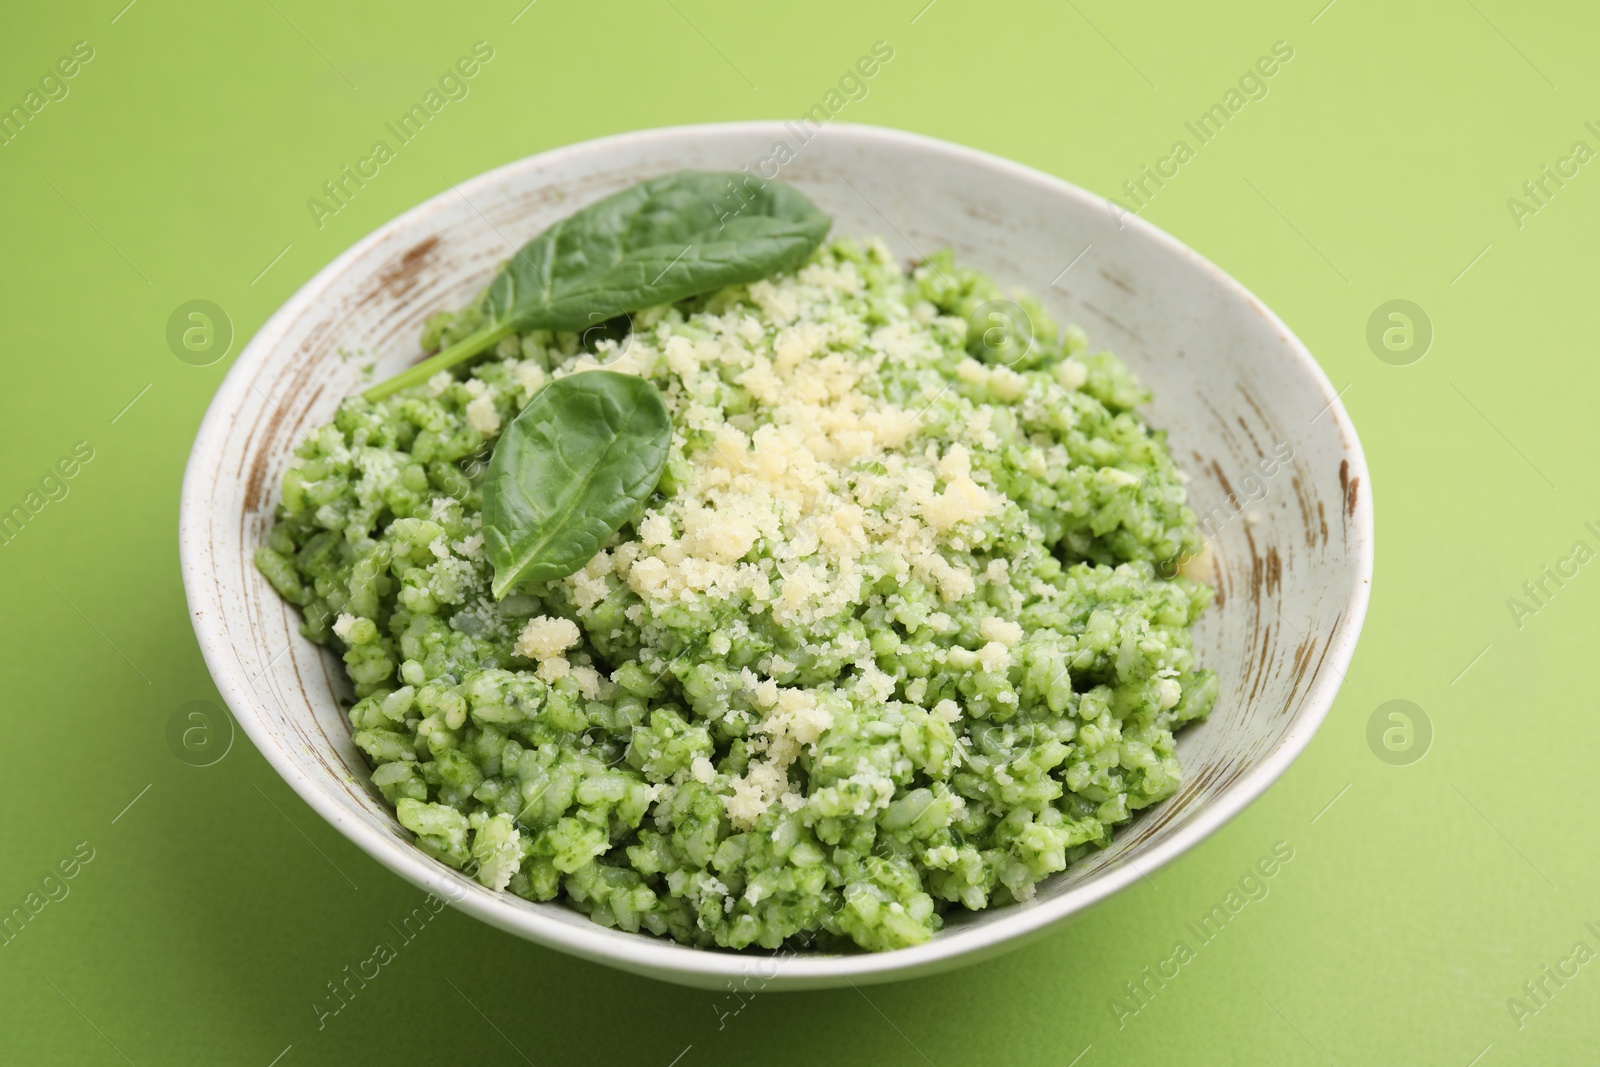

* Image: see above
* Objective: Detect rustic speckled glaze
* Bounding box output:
[180,123,1372,990]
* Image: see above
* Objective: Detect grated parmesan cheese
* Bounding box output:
[465,394,500,436]
[514,615,580,662]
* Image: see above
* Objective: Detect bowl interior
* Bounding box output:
[181,122,1370,989]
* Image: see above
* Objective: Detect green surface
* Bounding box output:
[0,0,1594,1062]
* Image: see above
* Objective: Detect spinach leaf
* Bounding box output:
[365,172,830,400]
[481,370,672,598]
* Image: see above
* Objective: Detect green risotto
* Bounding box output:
[256,236,1216,952]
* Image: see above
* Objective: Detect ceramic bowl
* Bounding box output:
[180,122,1372,990]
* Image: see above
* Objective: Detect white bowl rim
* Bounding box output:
[180,120,1373,984]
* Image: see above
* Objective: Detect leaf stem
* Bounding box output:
[362,321,518,401]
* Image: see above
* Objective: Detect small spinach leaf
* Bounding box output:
[481,370,672,598]
[365,171,830,399]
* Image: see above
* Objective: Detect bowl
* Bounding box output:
[179,121,1372,990]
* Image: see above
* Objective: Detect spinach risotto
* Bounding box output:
[256,174,1216,953]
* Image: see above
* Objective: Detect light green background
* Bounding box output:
[2,0,1595,1063]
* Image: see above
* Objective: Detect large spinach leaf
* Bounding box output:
[365,172,830,399]
[481,370,672,598]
